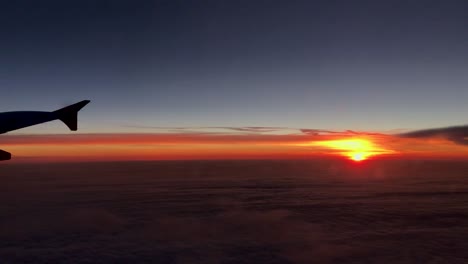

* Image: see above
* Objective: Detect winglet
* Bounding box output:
[54,100,91,131]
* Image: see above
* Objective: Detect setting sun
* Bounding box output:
[351,152,365,162]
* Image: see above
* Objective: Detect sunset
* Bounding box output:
[1,1,468,263]
[3,130,468,162]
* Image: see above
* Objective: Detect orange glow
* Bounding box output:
[3,133,314,162]
[4,133,468,163]
[297,138,395,161]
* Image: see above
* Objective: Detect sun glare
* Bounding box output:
[297,138,394,161]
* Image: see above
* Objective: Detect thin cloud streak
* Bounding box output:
[126,125,468,146]
[125,125,390,136]
[123,125,296,134]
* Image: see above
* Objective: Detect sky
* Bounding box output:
[1,0,468,161]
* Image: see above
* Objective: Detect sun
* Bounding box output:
[351,152,365,162]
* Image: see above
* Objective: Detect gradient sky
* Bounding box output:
[1,1,468,161]
[1,0,467,134]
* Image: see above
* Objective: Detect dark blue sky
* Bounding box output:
[1,0,467,134]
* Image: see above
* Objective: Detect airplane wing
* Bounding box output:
[0,100,90,161]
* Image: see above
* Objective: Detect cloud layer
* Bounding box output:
[2,160,468,263]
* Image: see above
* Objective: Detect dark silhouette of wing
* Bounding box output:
[53,100,91,131]
[0,100,90,161]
